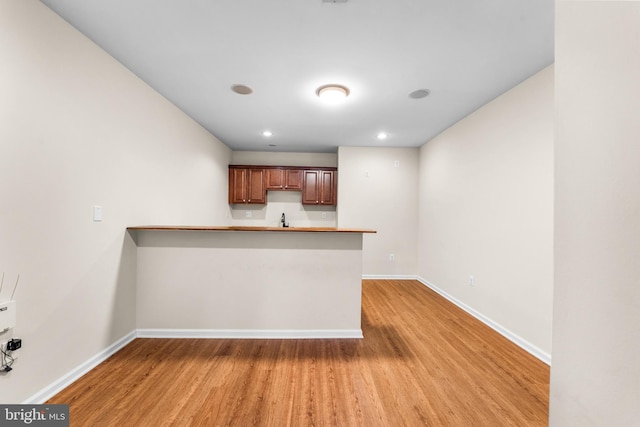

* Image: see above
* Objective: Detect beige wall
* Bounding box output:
[551,2,640,425]
[135,230,363,336]
[337,147,419,276]
[417,66,554,359]
[231,151,337,168]
[0,0,230,403]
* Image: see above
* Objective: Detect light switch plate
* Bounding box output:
[93,205,103,222]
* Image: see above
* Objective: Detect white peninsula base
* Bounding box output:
[128,226,375,339]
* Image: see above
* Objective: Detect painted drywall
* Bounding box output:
[417,66,554,357]
[551,2,640,425]
[229,151,338,227]
[231,151,337,167]
[135,230,363,335]
[0,0,230,403]
[337,147,419,276]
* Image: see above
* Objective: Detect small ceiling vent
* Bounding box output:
[409,89,431,99]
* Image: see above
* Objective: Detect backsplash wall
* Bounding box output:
[229,191,337,227]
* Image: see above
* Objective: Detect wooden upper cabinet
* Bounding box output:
[247,168,266,203]
[229,167,246,204]
[230,165,335,205]
[301,170,320,204]
[228,166,266,204]
[319,170,336,205]
[266,168,302,190]
[302,169,337,205]
[284,169,302,190]
[265,168,284,190]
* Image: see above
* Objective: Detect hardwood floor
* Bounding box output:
[48,280,549,426]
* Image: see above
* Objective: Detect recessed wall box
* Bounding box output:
[0,300,16,331]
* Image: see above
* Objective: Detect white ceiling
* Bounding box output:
[40,0,554,153]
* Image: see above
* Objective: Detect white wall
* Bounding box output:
[229,151,338,227]
[337,147,419,276]
[0,0,230,403]
[417,66,554,359]
[551,2,640,425]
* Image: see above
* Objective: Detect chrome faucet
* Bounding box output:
[281,212,289,228]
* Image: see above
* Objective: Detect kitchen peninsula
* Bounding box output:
[127,226,376,338]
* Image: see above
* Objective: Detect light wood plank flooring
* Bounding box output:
[48,279,549,426]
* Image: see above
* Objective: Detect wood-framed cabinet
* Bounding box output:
[265,167,302,191]
[302,169,336,205]
[229,165,336,206]
[228,166,266,204]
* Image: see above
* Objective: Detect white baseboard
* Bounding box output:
[137,329,363,339]
[415,277,551,365]
[23,331,137,404]
[362,274,420,280]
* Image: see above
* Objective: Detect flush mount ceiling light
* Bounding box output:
[316,84,350,103]
[262,130,273,137]
[231,84,253,95]
[377,132,388,140]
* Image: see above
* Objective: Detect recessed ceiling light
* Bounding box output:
[231,84,253,95]
[316,84,350,103]
[409,89,431,99]
[377,132,388,140]
[262,130,273,137]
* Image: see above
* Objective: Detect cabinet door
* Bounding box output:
[319,170,336,205]
[302,170,320,204]
[247,168,266,203]
[229,168,247,203]
[265,168,284,190]
[284,169,302,190]
[229,167,266,204]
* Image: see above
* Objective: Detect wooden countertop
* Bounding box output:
[127,225,377,234]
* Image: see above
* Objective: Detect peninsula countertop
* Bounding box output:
[127,225,377,233]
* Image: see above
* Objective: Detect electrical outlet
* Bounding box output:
[245,211,252,218]
[389,253,395,261]
[469,275,474,286]
[7,338,21,351]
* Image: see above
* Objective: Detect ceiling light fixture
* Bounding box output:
[262,130,273,137]
[377,132,388,140]
[316,84,350,103]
